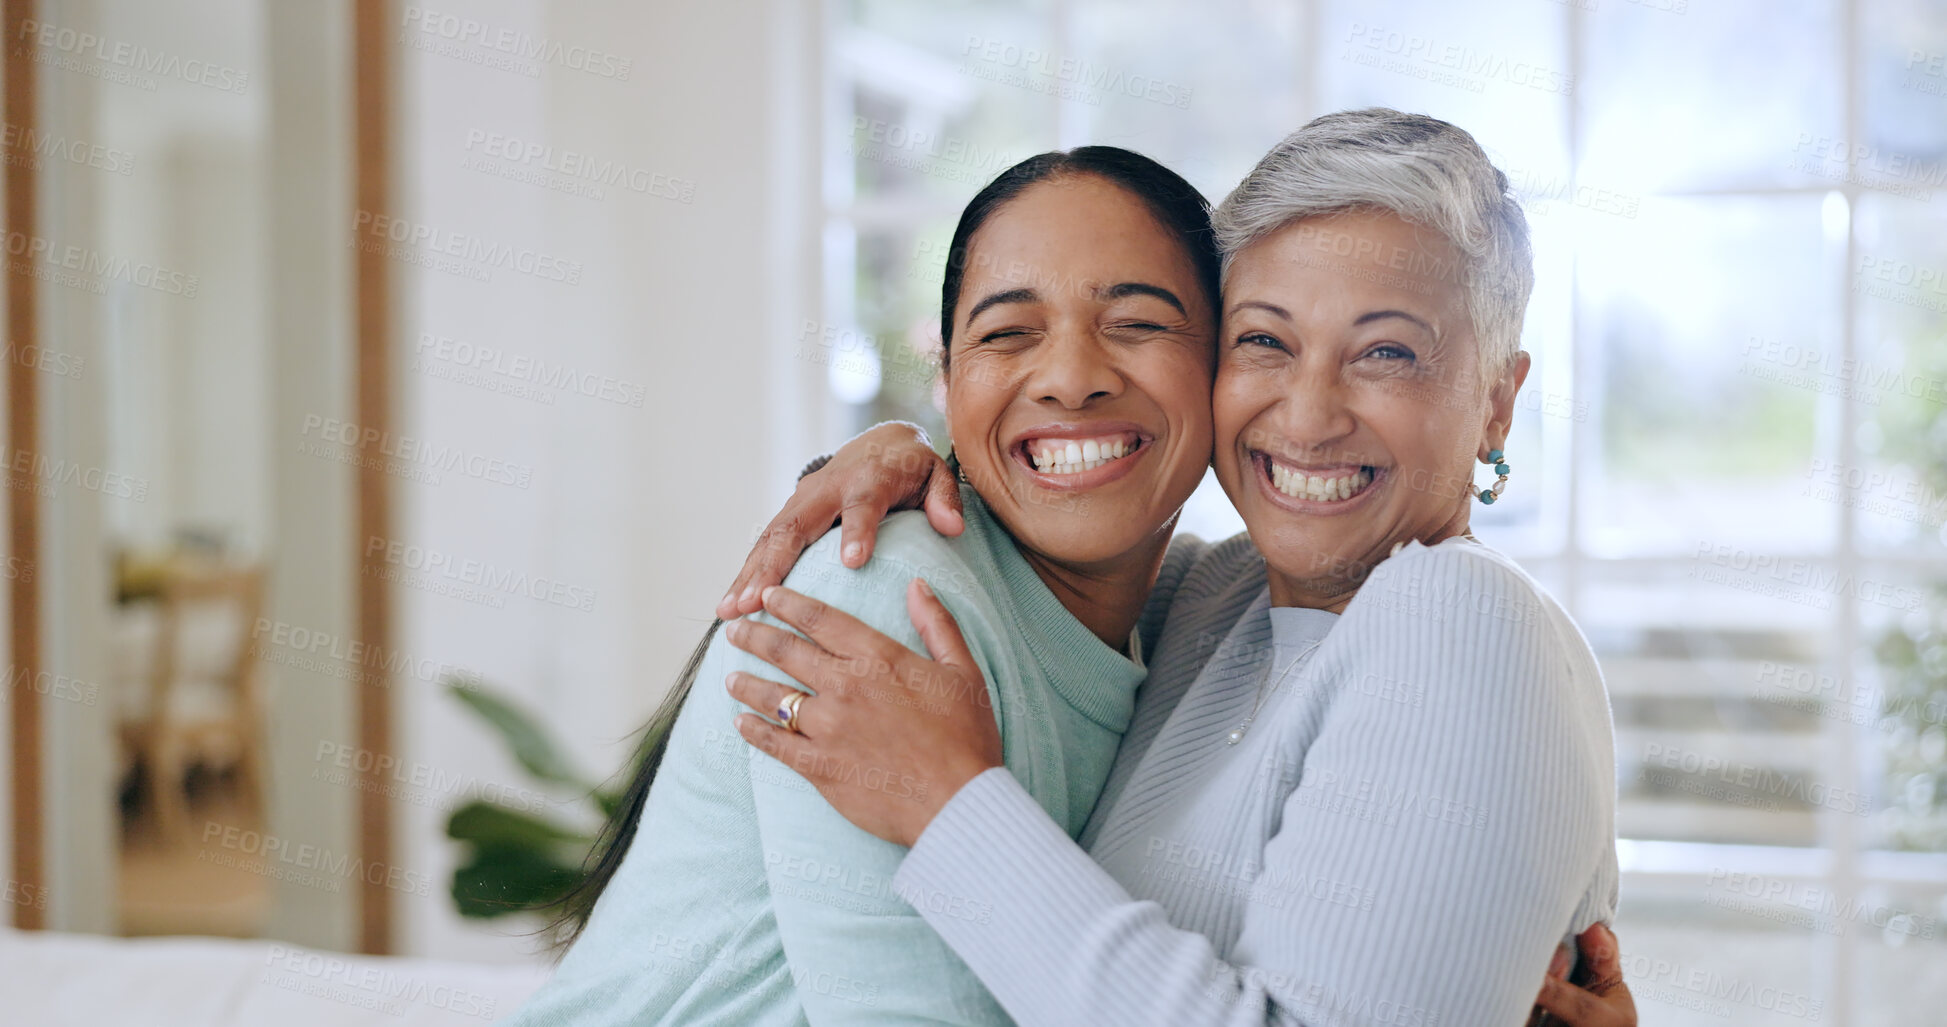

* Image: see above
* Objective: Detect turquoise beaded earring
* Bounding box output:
[1477,448,1510,504]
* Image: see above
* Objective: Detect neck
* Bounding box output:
[1017,529,1174,650]
[1265,503,1473,614]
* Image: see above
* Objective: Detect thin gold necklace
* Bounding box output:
[1225,637,1324,746]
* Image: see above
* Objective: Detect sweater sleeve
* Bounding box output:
[892,545,1612,1026]
[745,542,1016,1026]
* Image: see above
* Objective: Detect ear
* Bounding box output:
[1479,351,1530,461]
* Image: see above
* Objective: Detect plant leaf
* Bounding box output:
[446,679,594,790]
[446,800,592,849]
[450,845,583,919]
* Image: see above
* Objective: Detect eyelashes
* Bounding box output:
[1227,334,1421,370]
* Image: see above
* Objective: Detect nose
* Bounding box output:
[1270,360,1357,455]
[1026,328,1123,410]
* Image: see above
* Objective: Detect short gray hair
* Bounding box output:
[1212,108,1533,376]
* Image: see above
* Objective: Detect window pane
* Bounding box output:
[1853,197,1947,554]
[1068,0,1306,199]
[840,0,1054,208]
[1578,196,1839,557]
[1613,875,1839,1025]
[1866,571,1947,854]
[1863,0,1947,162]
[1579,0,1843,193]
[819,222,955,437]
[1315,0,1571,187]
[1587,563,1833,847]
[1851,881,1947,1022]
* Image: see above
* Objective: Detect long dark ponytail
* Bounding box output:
[548,145,1217,951]
[544,621,718,949]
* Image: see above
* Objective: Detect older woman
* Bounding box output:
[724,109,1627,1025]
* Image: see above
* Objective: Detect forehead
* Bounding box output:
[1223,210,1468,317]
[960,176,1205,305]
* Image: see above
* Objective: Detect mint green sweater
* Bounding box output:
[507,488,1161,1025]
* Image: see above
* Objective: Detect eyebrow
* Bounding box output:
[1226,301,1434,335]
[964,287,1039,326]
[1353,309,1434,334]
[1228,299,1290,320]
[1097,282,1188,317]
[966,281,1191,328]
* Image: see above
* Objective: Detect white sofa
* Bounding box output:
[0,927,548,1026]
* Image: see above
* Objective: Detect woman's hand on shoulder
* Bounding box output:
[722,580,1002,847]
[1530,923,1636,1027]
[718,422,962,621]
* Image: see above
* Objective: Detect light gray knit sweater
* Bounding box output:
[892,532,1619,1026]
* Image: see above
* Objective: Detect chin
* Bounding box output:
[1248,519,1380,587]
[1008,515,1144,566]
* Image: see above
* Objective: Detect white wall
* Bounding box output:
[393,0,827,961]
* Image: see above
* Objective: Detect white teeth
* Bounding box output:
[1268,462,1373,503]
[1025,434,1141,476]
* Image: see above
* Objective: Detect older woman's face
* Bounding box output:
[1212,209,1526,608]
[946,174,1216,567]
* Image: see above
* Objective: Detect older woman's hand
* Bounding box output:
[1532,923,1635,1026]
[728,590,1638,1025]
[717,423,961,621]
[723,580,1001,847]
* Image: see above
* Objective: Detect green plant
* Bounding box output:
[442,679,624,920]
[1870,322,1947,852]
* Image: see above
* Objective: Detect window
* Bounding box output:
[824,1,1947,1019]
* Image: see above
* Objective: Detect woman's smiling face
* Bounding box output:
[1213,208,1527,608]
[945,173,1216,569]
